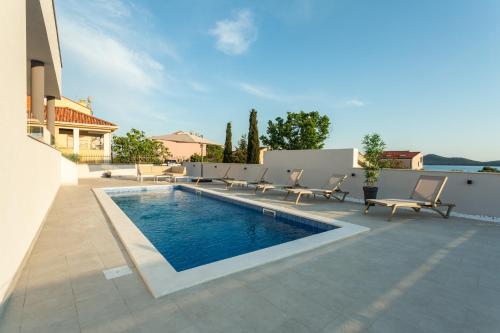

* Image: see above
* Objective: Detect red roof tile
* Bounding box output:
[28,106,117,127]
[382,151,421,159]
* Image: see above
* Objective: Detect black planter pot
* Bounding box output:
[363,186,378,204]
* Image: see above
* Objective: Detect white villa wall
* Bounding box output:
[0,0,63,309]
[187,149,500,220]
[61,156,78,184]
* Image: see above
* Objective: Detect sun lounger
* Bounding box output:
[195,165,232,185]
[255,169,303,193]
[224,168,269,190]
[137,164,187,182]
[284,174,349,204]
[364,175,455,221]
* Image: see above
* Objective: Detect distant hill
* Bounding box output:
[424,154,500,166]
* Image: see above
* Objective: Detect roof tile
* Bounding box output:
[28,106,117,127]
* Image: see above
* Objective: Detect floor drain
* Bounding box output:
[103,265,132,280]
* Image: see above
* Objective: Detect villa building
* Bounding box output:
[151,130,221,162]
[1,0,65,314]
[3,2,500,332]
[381,150,424,170]
[27,96,118,162]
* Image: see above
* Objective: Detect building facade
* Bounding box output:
[151,131,221,162]
[0,0,64,311]
[381,151,424,170]
[27,97,118,162]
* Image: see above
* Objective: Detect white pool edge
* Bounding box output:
[93,185,370,298]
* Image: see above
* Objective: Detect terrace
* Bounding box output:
[3,1,500,332]
[1,177,499,333]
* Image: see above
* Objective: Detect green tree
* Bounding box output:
[260,111,330,150]
[246,109,260,163]
[223,122,233,163]
[112,128,169,164]
[190,145,223,163]
[479,166,500,173]
[359,133,386,186]
[232,135,248,163]
[206,145,223,162]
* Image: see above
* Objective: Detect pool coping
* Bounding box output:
[93,184,370,298]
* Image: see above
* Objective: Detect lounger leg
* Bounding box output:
[196,178,200,186]
[364,203,373,214]
[331,191,348,202]
[430,204,455,219]
[445,204,455,218]
[388,205,398,222]
[284,191,290,200]
[295,193,303,205]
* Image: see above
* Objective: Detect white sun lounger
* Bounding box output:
[364,175,455,221]
[195,165,232,185]
[224,168,269,190]
[255,169,303,193]
[284,173,349,204]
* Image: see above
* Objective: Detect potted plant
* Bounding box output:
[360,134,386,204]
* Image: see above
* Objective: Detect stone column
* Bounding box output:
[42,126,51,144]
[31,60,45,123]
[103,133,111,161]
[46,96,55,138]
[73,128,80,155]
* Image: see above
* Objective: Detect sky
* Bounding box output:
[56,0,500,161]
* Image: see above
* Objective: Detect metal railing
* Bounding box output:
[61,153,165,164]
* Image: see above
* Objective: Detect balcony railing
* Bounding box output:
[61,152,163,164]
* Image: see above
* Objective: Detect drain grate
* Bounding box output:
[262,208,276,218]
[103,265,132,280]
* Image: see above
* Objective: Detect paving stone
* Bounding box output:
[1,179,500,333]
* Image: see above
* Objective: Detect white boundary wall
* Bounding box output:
[0,0,66,309]
[186,149,500,220]
[78,164,137,178]
[61,157,78,185]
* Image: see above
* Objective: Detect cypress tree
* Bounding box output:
[223,122,233,163]
[246,109,260,164]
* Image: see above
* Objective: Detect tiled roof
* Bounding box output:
[382,151,421,159]
[28,106,117,127]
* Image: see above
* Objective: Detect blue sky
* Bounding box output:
[56,0,500,161]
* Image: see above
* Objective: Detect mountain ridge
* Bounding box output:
[424,154,500,166]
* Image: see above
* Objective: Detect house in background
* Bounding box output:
[27,96,118,162]
[151,131,221,162]
[381,151,424,170]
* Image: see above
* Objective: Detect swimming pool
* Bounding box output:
[110,187,336,271]
[94,185,369,297]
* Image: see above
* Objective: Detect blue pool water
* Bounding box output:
[110,187,335,271]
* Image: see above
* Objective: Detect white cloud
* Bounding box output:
[209,9,257,55]
[92,0,131,17]
[188,81,209,93]
[60,17,164,93]
[238,83,283,101]
[343,99,366,108]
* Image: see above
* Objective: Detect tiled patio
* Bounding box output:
[1,178,500,333]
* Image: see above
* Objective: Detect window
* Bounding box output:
[58,128,74,148]
[27,126,43,139]
[80,131,104,150]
